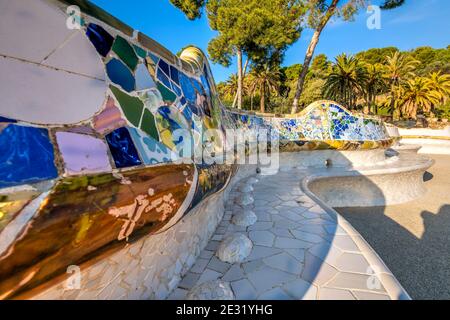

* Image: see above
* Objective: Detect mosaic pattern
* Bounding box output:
[0,0,392,299]
[229,101,389,144]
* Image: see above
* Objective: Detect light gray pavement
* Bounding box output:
[336,154,450,300]
[169,169,405,300]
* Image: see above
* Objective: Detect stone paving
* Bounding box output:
[169,168,406,300]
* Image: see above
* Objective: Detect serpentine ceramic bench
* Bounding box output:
[0,0,431,300]
[386,124,450,155]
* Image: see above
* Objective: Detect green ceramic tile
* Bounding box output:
[157,83,176,104]
[110,85,143,127]
[140,109,159,141]
[112,36,138,71]
[133,45,147,59]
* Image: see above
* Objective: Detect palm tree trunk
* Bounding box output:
[411,104,417,120]
[232,58,249,109]
[291,0,340,114]
[260,85,265,113]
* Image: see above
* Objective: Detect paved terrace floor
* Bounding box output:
[169,168,404,300]
[336,154,450,300]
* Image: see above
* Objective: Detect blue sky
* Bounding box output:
[91,0,450,83]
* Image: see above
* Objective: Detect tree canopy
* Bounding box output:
[205,0,304,66]
[169,0,204,20]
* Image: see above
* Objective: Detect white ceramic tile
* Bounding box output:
[0,0,73,62]
[0,57,106,124]
[44,30,105,79]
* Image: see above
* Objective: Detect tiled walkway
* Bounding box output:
[169,168,406,300]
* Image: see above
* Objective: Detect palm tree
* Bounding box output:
[383,85,405,119]
[248,65,281,113]
[322,54,367,109]
[221,74,239,100]
[384,52,419,120]
[363,63,387,114]
[401,77,440,119]
[221,74,249,108]
[428,71,450,104]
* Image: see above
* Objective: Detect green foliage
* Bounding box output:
[310,53,330,77]
[322,53,367,108]
[205,0,304,67]
[247,63,282,113]
[218,45,450,119]
[355,47,399,65]
[435,101,450,120]
[299,78,326,106]
[380,0,405,9]
[169,0,205,20]
[282,64,303,81]
[401,77,441,118]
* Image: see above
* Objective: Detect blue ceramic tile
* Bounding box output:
[158,59,170,77]
[171,82,182,96]
[170,65,180,85]
[106,58,135,92]
[179,73,196,103]
[86,23,114,57]
[135,63,156,91]
[192,79,204,94]
[105,127,142,168]
[182,103,193,121]
[201,75,211,95]
[0,125,58,188]
[156,68,172,89]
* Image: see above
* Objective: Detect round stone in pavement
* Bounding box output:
[239,184,254,193]
[236,194,254,206]
[217,234,253,263]
[232,210,257,227]
[186,280,234,300]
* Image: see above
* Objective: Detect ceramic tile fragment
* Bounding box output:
[106,58,135,92]
[109,85,144,127]
[157,83,177,103]
[112,35,138,71]
[93,96,127,134]
[135,63,156,91]
[44,30,105,80]
[86,23,114,57]
[0,124,57,188]
[105,127,142,168]
[0,58,106,125]
[56,132,112,175]
[0,0,73,62]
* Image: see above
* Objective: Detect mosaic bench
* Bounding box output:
[0,0,422,300]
